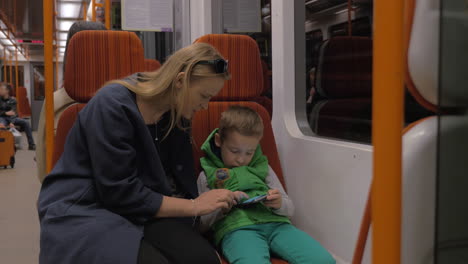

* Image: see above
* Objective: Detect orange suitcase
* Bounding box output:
[0,129,15,169]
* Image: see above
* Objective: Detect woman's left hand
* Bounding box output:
[264,189,282,209]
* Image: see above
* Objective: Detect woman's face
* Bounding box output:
[182,77,225,119]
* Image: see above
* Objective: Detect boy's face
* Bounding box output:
[215,131,261,168]
[0,86,6,97]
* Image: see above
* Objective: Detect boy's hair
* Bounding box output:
[219,105,264,141]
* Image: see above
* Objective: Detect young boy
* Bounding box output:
[197,105,335,264]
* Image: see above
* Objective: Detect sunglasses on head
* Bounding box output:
[196,59,229,74]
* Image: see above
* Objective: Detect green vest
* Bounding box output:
[200,129,290,244]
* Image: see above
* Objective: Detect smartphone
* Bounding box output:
[237,194,268,207]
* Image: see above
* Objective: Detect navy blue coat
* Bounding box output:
[38,83,198,264]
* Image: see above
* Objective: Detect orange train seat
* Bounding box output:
[310,36,373,143]
[194,34,273,118]
[53,30,145,166]
[192,101,287,264]
[17,86,32,118]
[144,58,162,72]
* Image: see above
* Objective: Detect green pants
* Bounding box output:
[221,223,336,264]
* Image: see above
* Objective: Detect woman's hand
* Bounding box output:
[264,189,282,210]
[195,189,238,215]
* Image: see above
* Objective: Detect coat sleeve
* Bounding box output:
[81,89,163,219]
[197,171,225,232]
[265,166,295,218]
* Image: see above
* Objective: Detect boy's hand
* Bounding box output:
[233,191,249,202]
[5,111,15,116]
[264,189,282,209]
[9,123,15,128]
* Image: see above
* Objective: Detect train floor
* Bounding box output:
[0,132,40,264]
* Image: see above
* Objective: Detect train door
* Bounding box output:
[29,63,44,130]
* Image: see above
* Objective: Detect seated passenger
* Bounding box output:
[0,83,35,150]
[36,21,107,181]
[197,105,335,264]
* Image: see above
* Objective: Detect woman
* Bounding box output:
[38,43,238,264]
[36,21,107,182]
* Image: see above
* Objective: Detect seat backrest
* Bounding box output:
[64,30,145,103]
[52,104,86,166]
[315,36,373,99]
[144,58,162,72]
[310,37,373,142]
[192,101,285,188]
[194,34,264,101]
[17,86,31,118]
[404,0,439,112]
[53,30,145,168]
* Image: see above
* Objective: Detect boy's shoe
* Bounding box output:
[28,144,36,151]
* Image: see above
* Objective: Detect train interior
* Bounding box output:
[0,0,467,263]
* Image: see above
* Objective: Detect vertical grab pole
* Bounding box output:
[9,53,13,85]
[105,0,111,29]
[347,0,352,36]
[15,50,20,115]
[55,45,59,90]
[83,1,88,21]
[372,0,405,263]
[92,0,97,22]
[44,0,55,173]
[3,49,6,82]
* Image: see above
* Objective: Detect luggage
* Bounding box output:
[9,127,22,148]
[0,129,15,169]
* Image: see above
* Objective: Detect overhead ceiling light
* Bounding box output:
[58,20,75,31]
[335,6,357,15]
[59,40,67,47]
[59,3,81,18]
[305,0,319,5]
[0,31,6,38]
[58,32,69,40]
[0,38,13,46]
[59,47,66,53]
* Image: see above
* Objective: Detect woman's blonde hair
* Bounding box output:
[111,42,230,134]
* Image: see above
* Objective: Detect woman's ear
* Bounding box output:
[175,72,185,90]
[214,133,222,147]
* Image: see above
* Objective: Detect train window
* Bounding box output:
[304,1,373,144]
[222,0,273,100]
[32,65,45,101]
[329,17,372,38]
[1,65,25,88]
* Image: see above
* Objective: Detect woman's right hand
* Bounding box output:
[195,189,238,215]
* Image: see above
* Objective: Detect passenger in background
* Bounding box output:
[38,43,237,264]
[0,83,36,150]
[36,21,107,182]
[198,106,336,264]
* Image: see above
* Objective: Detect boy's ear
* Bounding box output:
[175,72,185,90]
[214,133,222,147]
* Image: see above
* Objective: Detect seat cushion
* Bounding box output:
[192,101,285,188]
[309,98,372,143]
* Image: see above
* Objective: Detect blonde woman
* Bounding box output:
[38,43,240,264]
